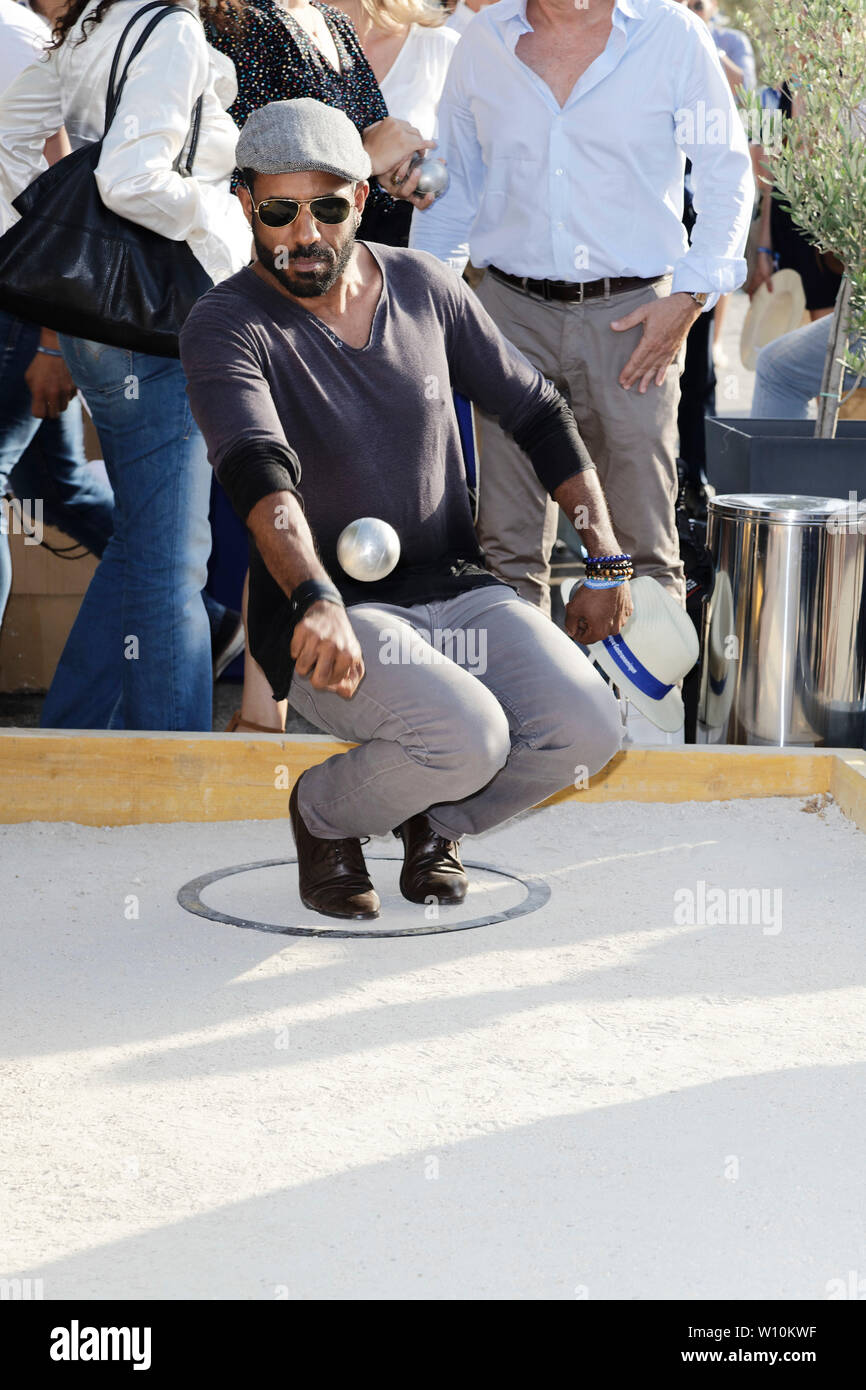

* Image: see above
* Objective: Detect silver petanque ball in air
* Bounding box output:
[336,517,401,582]
[409,153,450,200]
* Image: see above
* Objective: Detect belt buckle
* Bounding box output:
[575,281,585,304]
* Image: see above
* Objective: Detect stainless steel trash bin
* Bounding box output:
[698,494,866,747]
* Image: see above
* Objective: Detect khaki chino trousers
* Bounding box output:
[474,271,687,616]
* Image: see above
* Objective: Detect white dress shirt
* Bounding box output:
[410,0,754,306]
[0,0,49,96]
[380,23,459,140]
[0,0,251,284]
[444,1,476,35]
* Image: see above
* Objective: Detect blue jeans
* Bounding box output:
[41,337,215,730]
[752,315,865,419]
[0,310,114,625]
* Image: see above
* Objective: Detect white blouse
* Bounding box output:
[379,22,459,141]
[0,0,50,96]
[0,0,251,284]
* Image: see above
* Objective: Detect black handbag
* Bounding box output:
[0,1,213,358]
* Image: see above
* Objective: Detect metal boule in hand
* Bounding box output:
[408,151,450,200]
[336,517,401,582]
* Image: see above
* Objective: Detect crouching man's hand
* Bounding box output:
[565,580,633,647]
[290,601,365,699]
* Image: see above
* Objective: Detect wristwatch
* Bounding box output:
[685,291,709,308]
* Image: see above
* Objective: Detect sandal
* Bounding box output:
[224,710,285,734]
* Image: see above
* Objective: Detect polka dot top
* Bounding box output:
[204,0,392,211]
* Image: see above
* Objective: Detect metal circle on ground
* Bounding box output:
[177,857,551,939]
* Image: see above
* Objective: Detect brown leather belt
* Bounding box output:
[488,266,660,303]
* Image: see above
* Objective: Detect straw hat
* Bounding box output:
[584,576,700,732]
[740,269,807,370]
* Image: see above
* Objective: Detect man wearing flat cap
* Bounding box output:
[181,97,631,922]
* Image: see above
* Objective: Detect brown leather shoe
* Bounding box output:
[290,776,380,920]
[393,813,468,905]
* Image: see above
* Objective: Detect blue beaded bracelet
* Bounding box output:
[583,576,627,590]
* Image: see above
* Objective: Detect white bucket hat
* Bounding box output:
[583,576,700,732]
[740,269,807,370]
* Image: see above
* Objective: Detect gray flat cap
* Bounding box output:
[236,98,372,183]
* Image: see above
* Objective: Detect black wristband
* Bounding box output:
[290,579,345,622]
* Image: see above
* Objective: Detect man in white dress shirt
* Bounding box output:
[412,0,754,614]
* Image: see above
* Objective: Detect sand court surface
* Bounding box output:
[2,794,864,1300]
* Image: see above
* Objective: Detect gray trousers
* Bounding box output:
[288,584,622,841]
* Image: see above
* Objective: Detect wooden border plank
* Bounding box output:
[0,732,851,827]
[829,752,866,834]
[542,745,835,805]
[0,730,347,826]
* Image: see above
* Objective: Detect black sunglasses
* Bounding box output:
[248,193,354,228]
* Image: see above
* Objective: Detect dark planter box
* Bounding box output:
[705,417,866,498]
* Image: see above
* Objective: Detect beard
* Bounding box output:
[253,224,357,298]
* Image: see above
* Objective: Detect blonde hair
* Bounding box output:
[355,0,446,33]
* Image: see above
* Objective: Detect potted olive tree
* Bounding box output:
[705,0,866,494]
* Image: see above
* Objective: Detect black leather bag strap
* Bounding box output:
[173,93,203,177]
[183,95,203,174]
[104,3,190,136]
